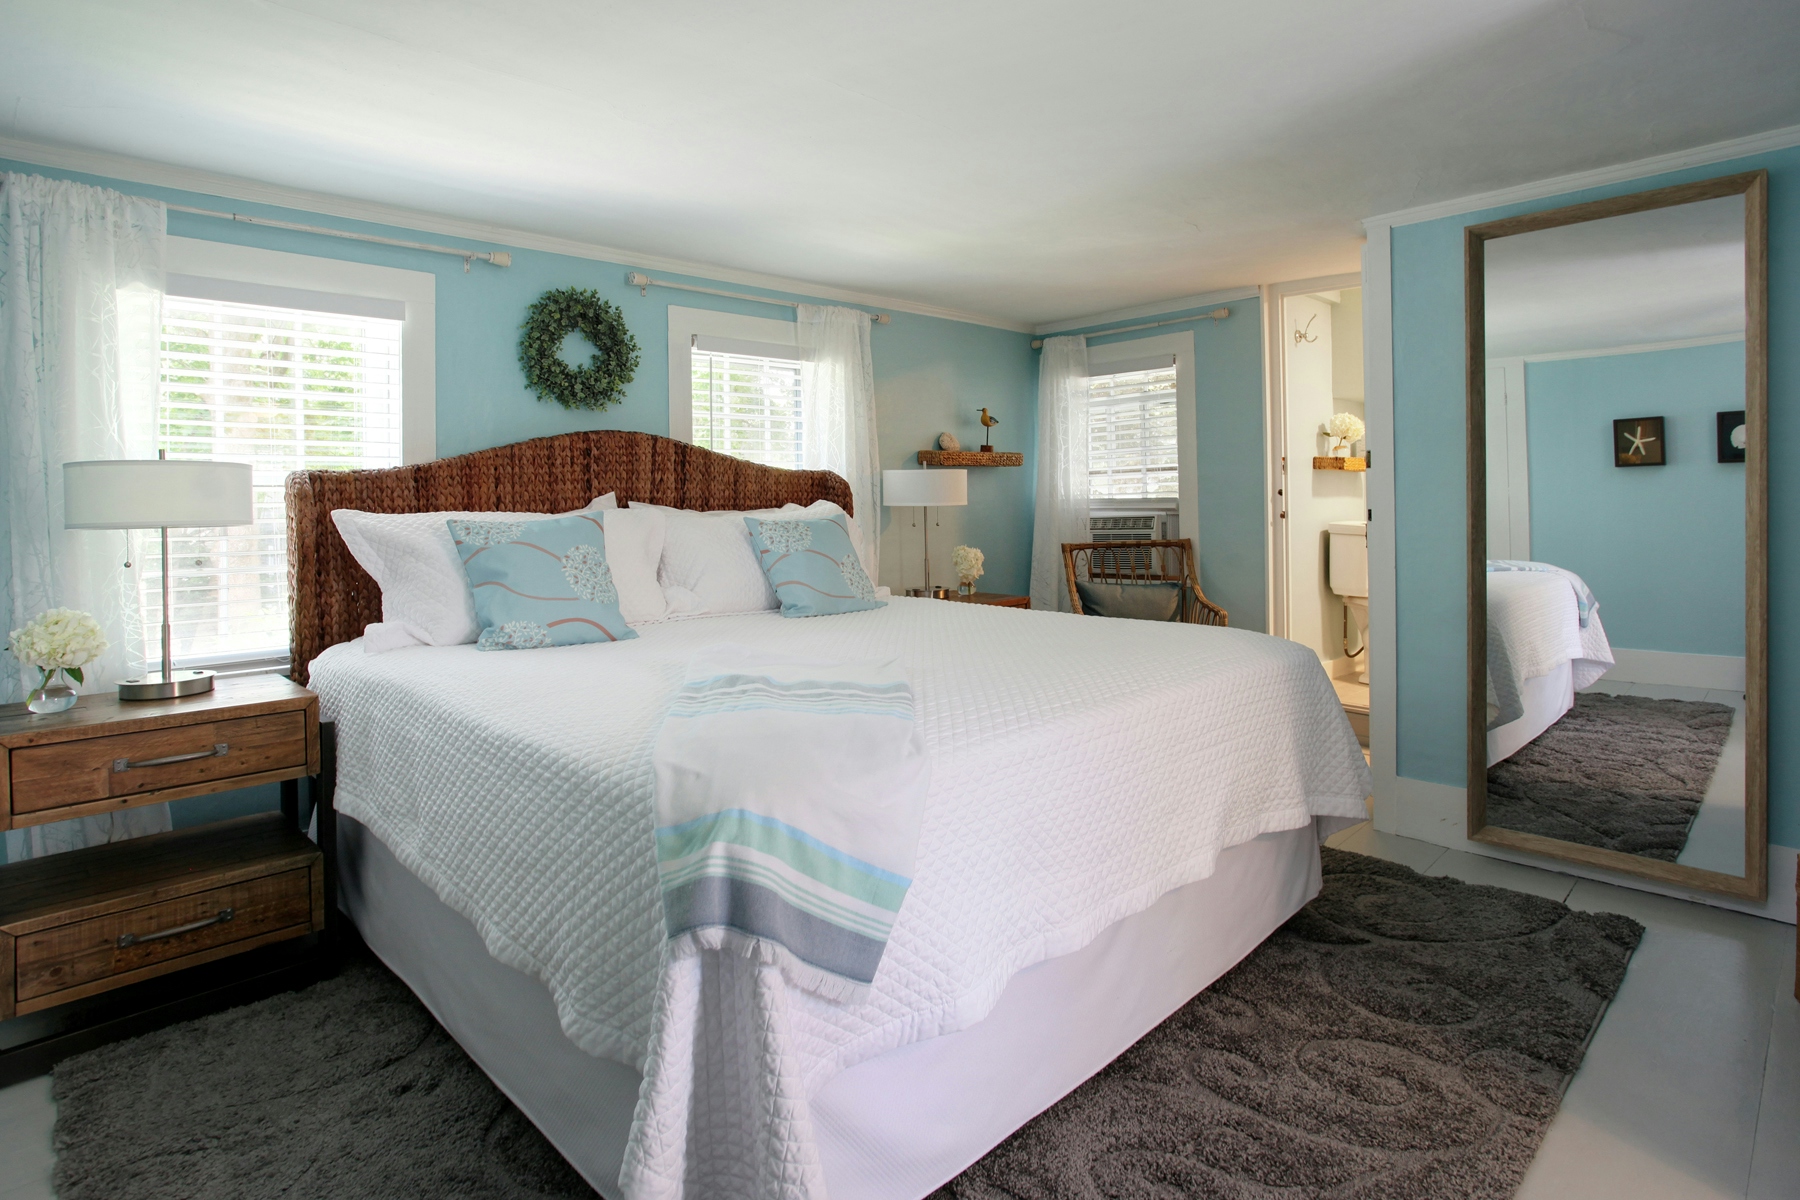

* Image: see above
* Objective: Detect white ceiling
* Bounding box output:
[1484,195,1745,357]
[2,0,1797,326]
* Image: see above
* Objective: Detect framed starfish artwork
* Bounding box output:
[1613,416,1665,467]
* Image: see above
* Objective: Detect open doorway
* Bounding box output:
[1265,275,1368,750]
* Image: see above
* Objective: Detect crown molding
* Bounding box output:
[0,135,1033,333]
[1504,331,1745,364]
[1363,123,1800,232]
[1034,284,1261,336]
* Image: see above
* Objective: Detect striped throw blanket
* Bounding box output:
[651,645,930,1000]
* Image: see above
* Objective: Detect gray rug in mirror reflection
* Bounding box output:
[1486,691,1734,861]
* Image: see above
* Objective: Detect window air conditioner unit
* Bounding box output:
[1087,512,1163,575]
[1089,513,1162,541]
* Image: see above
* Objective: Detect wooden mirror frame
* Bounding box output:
[1464,170,1769,900]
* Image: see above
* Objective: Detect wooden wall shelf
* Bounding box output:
[916,450,1024,467]
[1313,457,1367,471]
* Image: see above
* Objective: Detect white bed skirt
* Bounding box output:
[1487,660,1575,767]
[338,815,1328,1200]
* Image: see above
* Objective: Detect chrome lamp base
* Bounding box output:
[118,669,216,701]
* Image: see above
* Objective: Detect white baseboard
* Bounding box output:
[1603,648,1746,692]
[1376,776,1796,924]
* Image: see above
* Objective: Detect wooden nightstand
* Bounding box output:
[0,676,334,1081]
[940,592,1030,608]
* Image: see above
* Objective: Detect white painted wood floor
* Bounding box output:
[1,829,1794,1199]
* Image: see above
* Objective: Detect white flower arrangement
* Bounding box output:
[1327,411,1365,452]
[9,607,108,688]
[952,545,985,584]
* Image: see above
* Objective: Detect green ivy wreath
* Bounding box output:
[518,288,641,411]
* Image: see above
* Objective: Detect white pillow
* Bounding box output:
[633,502,798,616]
[633,499,869,617]
[333,493,617,647]
[787,500,872,577]
[659,509,780,616]
[598,506,670,626]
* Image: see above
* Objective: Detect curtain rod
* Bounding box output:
[1032,307,1231,349]
[626,272,890,323]
[167,205,513,272]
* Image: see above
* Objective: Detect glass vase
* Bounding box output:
[27,670,78,714]
[958,580,975,596]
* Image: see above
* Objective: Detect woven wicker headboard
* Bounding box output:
[285,429,853,683]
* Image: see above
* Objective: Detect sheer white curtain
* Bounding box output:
[797,304,880,576]
[1029,335,1091,611]
[2,173,169,860]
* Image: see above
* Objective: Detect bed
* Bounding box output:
[287,430,1372,1200]
[1486,562,1615,767]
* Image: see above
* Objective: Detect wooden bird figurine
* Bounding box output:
[978,407,999,452]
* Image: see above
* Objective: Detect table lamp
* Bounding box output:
[64,453,255,700]
[882,468,967,597]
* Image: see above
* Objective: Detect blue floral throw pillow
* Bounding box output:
[449,514,638,650]
[743,515,884,618]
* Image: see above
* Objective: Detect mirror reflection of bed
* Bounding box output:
[1479,188,1750,877]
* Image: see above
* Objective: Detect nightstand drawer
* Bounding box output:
[11,867,317,1013]
[8,711,308,817]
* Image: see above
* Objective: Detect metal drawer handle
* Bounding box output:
[113,743,228,772]
[117,907,235,949]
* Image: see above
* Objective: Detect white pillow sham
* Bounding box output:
[637,504,783,616]
[632,499,868,618]
[597,506,671,626]
[333,493,617,648]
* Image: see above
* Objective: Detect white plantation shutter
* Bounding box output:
[148,293,403,664]
[1089,362,1179,500]
[691,347,806,470]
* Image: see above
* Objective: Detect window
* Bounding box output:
[145,294,404,666]
[1089,362,1179,501]
[667,306,809,467]
[690,347,805,470]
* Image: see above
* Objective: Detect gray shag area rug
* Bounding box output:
[934,848,1642,1200]
[1487,691,1734,861]
[53,851,1641,1200]
[52,956,599,1200]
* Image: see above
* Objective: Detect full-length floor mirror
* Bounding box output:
[1465,171,1767,899]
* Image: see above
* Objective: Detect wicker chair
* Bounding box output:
[1061,538,1228,626]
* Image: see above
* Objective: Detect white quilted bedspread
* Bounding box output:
[1487,571,1614,728]
[309,598,1371,1200]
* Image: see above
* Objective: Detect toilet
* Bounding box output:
[1327,520,1369,685]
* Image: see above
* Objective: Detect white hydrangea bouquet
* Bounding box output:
[1327,411,1366,455]
[952,545,985,595]
[10,608,107,712]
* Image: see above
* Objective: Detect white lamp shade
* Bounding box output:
[63,459,255,529]
[882,468,967,507]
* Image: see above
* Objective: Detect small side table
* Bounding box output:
[0,675,336,1084]
[940,592,1030,609]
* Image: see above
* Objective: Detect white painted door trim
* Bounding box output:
[1360,234,1399,834]
[1260,272,1362,640]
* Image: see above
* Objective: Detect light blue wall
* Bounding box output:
[1055,299,1269,632]
[1390,143,1798,847]
[1525,342,1746,656]
[0,156,1041,585]
[0,155,1039,863]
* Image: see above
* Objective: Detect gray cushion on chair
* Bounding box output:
[1075,580,1183,621]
